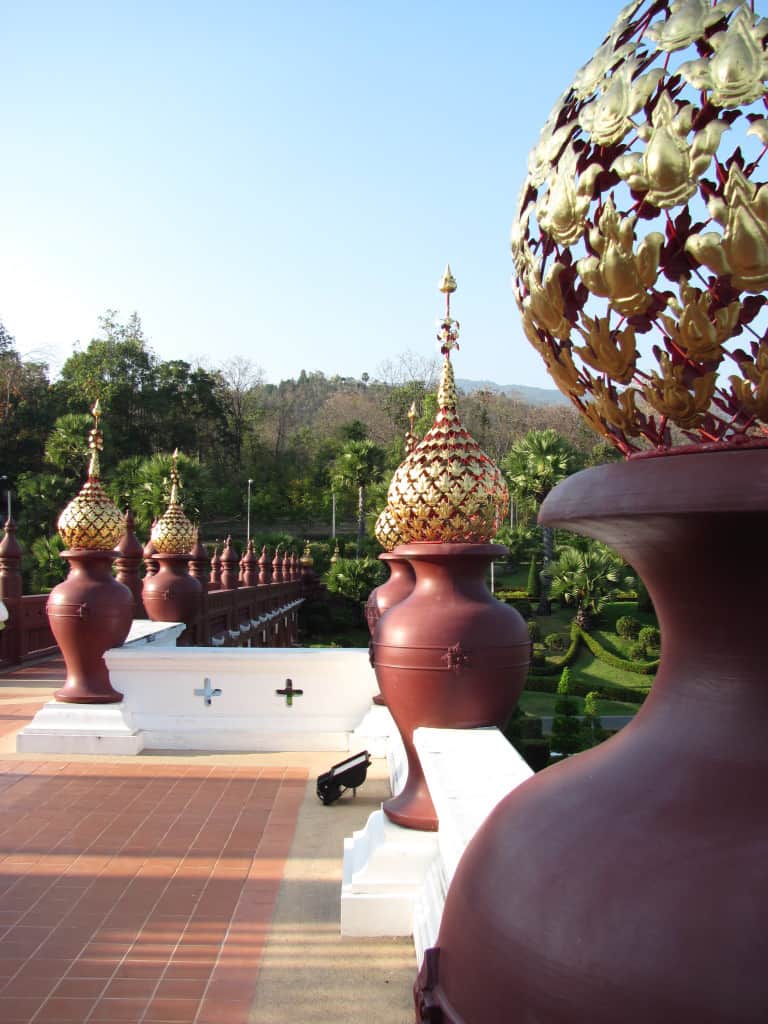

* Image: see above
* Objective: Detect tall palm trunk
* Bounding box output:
[356,484,366,557]
[537,525,554,615]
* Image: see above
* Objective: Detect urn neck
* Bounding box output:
[541,451,768,719]
[398,543,504,599]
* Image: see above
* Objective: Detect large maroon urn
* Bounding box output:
[373,542,529,831]
[365,552,415,636]
[142,451,202,639]
[416,450,768,1023]
[49,549,133,703]
[366,551,416,708]
[142,553,202,636]
[48,402,133,703]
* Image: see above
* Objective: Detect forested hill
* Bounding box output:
[0,313,597,569]
[456,379,570,407]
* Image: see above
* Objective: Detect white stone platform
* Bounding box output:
[340,725,533,960]
[16,621,185,754]
[18,637,378,754]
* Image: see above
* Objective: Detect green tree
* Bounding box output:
[550,667,582,756]
[0,321,55,484]
[547,543,632,630]
[331,440,387,556]
[325,556,386,603]
[107,452,212,535]
[56,311,157,463]
[44,413,93,481]
[503,429,579,613]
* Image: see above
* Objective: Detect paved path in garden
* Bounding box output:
[0,658,415,1024]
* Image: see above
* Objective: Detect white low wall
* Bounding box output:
[341,725,533,958]
[106,645,377,751]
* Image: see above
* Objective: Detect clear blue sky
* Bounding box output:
[2,0,625,388]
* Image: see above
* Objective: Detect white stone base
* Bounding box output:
[16,701,144,754]
[340,726,535,956]
[107,646,377,752]
[351,703,396,759]
[341,808,439,937]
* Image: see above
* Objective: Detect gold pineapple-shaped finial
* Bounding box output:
[150,450,196,555]
[57,401,125,550]
[387,268,509,543]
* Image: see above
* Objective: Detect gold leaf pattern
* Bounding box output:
[658,281,739,362]
[612,94,728,208]
[686,163,768,292]
[388,357,509,544]
[575,314,637,384]
[576,199,664,316]
[679,5,768,107]
[643,355,716,427]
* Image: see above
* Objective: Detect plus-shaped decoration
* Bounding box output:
[194,677,222,706]
[276,678,304,707]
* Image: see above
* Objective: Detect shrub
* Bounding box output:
[636,579,654,613]
[544,632,569,652]
[527,621,541,643]
[324,557,386,604]
[497,592,533,619]
[523,674,649,704]
[503,707,551,771]
[578,626,659,675]
[628,640,648,661]
[527,558,540,600]
[530,646,546,667]
[638,625,661,651]
[616,615,641,639]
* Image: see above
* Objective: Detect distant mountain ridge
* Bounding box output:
[456,378,569,407]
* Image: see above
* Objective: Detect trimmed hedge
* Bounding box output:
[523,674,649,704]
[496,591,533,619]
[578,626,659,675]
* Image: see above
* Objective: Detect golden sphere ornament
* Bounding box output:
[512,0,768,455]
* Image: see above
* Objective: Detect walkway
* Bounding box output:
[0,659,415,1024]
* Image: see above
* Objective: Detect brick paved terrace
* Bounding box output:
[0,658,414,1024]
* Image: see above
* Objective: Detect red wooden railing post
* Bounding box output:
[0,517,23,664]
[115,509,145,619]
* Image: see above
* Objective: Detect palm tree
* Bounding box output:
[44,413,93,482]
[546,543,633,631]
[331,440,386,556]
[503,429,578,613]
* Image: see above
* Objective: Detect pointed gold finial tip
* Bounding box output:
[91,399,101,418]
[439,264,457,294]
[408,401,417,419]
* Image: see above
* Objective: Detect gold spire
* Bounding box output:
[150,450,196,555]
[300,540,314,567]
[387,269,509,544]
[405,401,419,453]
[88,399,103,480]
[439,264,457,294]
[57,401,125,550]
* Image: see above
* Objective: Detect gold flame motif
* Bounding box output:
[150,450,196,555]
[57,401,125,550]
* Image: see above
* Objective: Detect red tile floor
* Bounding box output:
[0,660,307,1023]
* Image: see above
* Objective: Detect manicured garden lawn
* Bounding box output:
[518,691,639,718]
[564,645,652,695]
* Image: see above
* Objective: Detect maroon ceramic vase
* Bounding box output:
[366,552,416,707]
[142,553,203,641]
[365,552,416,636]
[47,549,133,703]
[373,542,529,831]
[416,449,768,1023]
